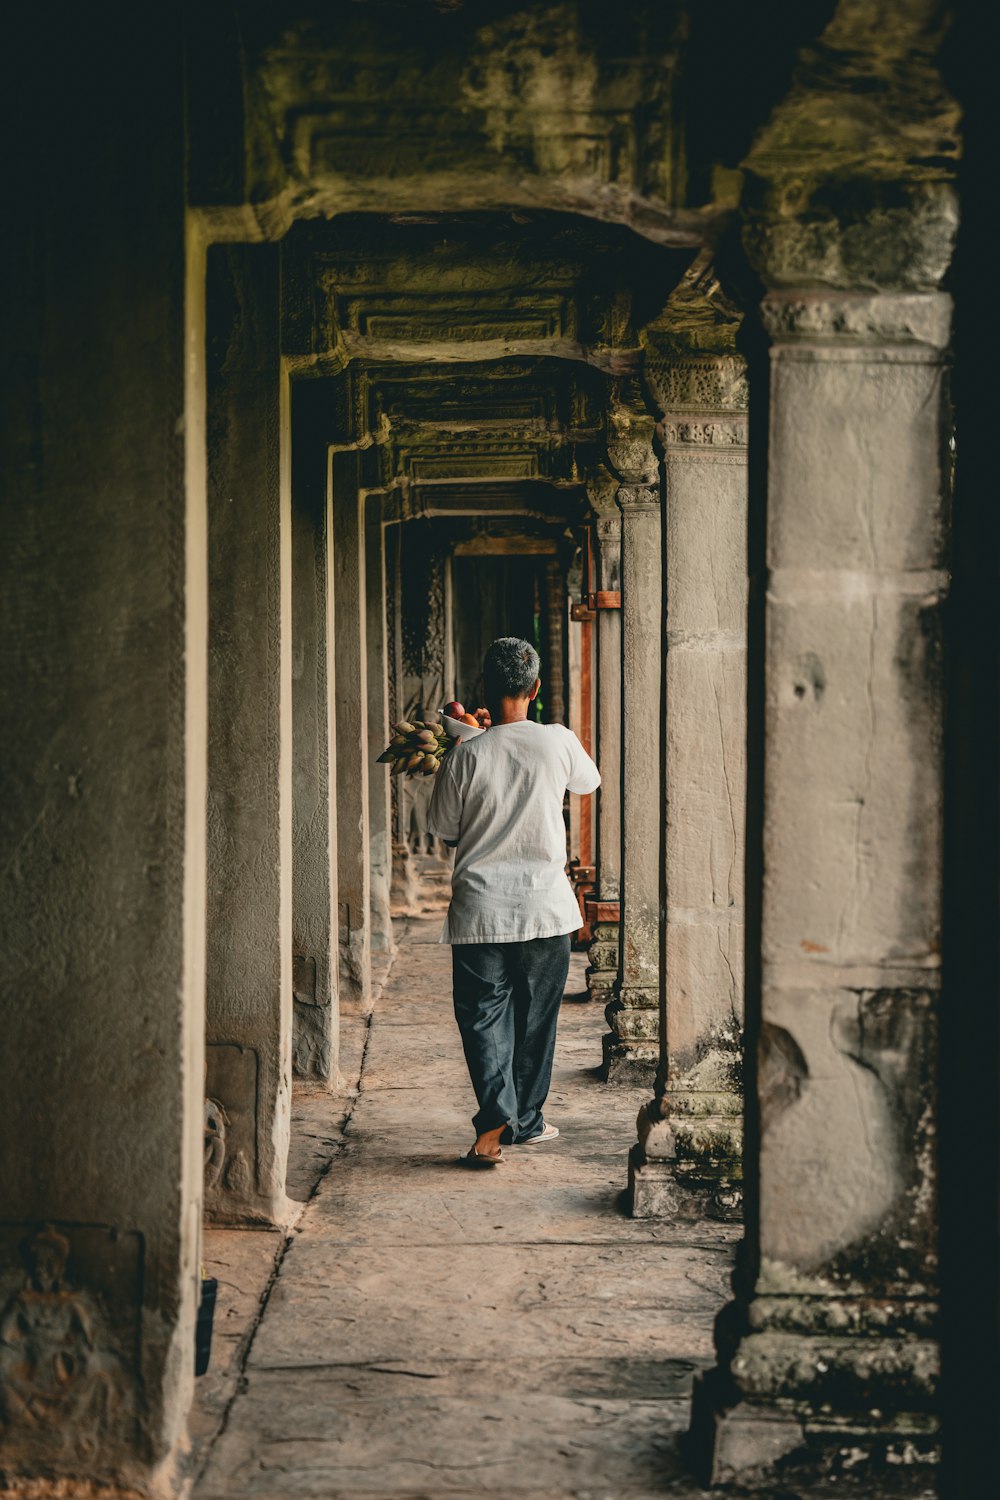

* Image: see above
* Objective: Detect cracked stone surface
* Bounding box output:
[194,917,743,1497]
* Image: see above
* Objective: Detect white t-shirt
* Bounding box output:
[427,720,601,944]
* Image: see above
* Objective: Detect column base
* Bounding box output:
[689,1367,939,1489]
[585,915,619,1005]
[629,1095,743,1219]
[204,1184,293,1229]
[628,1145,742,1221]
[585,966,616,1004]
[339,941,372,1014]
[600,1032,658,1084]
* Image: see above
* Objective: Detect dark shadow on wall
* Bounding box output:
[939,3,1000,1495]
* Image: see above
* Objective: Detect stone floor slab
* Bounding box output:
[247,1240,729,1369]
[198,1378,694,1498]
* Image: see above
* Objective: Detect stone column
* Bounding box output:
[443,549,458,710]
[694,290,952,1481]
[332,449,371,1009]
[0,14,204,1484]
[291,381,338,1082]
[205,244,292,1226]
[365,491,395,954]
[602,404,663,1082]
[630,356,748,1219]
[385,521,415,905]
[542,555,567,724]
[586,487,623,1007]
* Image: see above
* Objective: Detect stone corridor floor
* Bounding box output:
[191,919,744,1499]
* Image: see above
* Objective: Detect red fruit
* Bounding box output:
[474,707,492,727]
[443,700,465,719]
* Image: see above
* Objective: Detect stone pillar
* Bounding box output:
[332,449,371,1009]
[542,555,567,724]
[693,289,952,1482]
[205,244,292,1226]
[630,356,748,1219]
[385,522,419,912]
[365,492,394,954]
[586,495,623,1006]
[443,549,458,709]
[399,522,449,856]
[291,382,338,1082]
[602,404,663,1082]
[0,13,204,1485]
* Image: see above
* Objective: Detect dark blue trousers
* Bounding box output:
[452,933,571,1141]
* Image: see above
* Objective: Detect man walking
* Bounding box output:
[428,637,601,1166]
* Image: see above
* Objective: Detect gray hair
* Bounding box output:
[482,637,540,699]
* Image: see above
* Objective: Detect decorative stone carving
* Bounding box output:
[759,290,952,350]
[204,1097,229,1193]
[0,1226,136,1467]
[203,1044,259,1220]
[257,12,687,230]
[652,357,749,414]
[606,387,659,489]
[660,417,747,451]
[292,953,333,1079]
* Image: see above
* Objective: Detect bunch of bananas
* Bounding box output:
[376,720,451,777]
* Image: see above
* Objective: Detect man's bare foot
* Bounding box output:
[473,1124,505,1161]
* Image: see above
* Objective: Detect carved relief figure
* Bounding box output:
[204,1095,229,1193]
[0,1226,129,1460]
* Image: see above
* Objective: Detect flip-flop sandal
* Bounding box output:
[522,1123,559,1144]
[463,1145,505,1168]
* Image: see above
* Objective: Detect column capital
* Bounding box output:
[654,353,749,415]
[759,289,953,352]
[583,461,619,519]
[659,413,748,460]
[616,482,659,513]
[594,510,622,544]
[606,385,659,488]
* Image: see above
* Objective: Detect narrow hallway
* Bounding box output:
[194,921,738,1499]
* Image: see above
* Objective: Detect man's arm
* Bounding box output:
[427,754,464,845]
[565,729,601,795]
